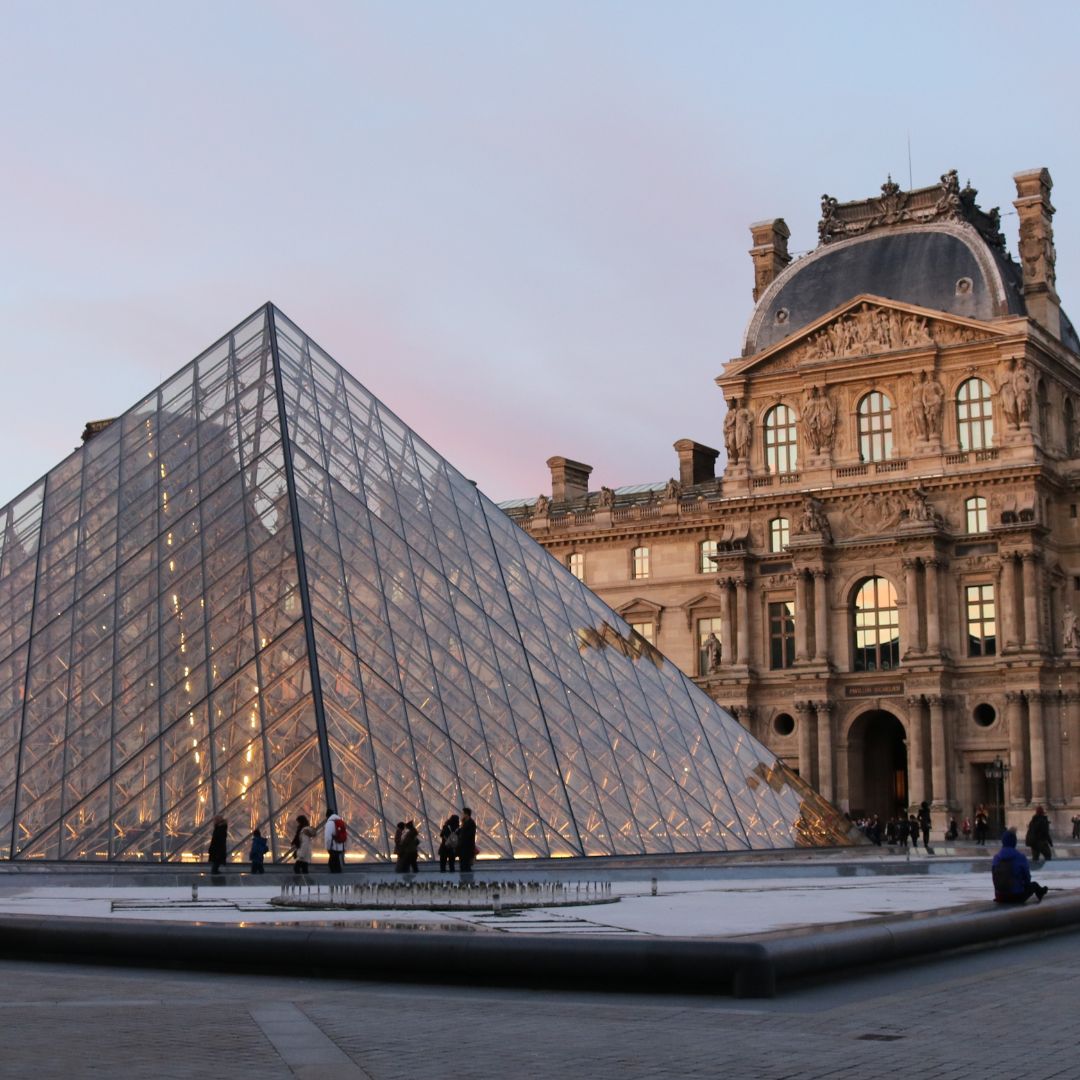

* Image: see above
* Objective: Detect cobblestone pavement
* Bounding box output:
[7,932,1080,1080]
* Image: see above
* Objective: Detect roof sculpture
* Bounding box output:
[0,305,856,862]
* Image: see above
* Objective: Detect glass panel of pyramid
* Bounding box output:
[0,304,856,862]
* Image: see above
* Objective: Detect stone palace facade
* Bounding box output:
[505,168,1080,835]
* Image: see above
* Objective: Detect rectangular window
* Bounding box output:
[965,497,988,534]
[769,518,790,552]
[966,583,996,657]
[697,617,722,675]
[629,621,654,645]
[768,600,796,669]
[631,546,650,580]
[568,553,585,581]
[699,540,719,574]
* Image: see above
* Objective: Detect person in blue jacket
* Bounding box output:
[992,829,1048,903]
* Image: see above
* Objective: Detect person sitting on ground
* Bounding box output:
[992,829,1048,904]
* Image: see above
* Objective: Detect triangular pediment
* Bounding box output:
[726,294,1012,378]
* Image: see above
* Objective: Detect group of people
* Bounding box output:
[854,801,933,849]
[207,807,477,874]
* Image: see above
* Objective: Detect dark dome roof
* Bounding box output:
[744,221,1037,355]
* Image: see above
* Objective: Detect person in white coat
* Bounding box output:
[324,808,347,873]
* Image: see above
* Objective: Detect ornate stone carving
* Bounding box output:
[534,493,550,516]
[596,486,615,509]
[911,371,945,441]
[723,399,753,464]
[1063,604,1079,651]
[795,496,832,541]
[841,491,906,536]
[903,486,944,528]
[802,385,836,453]
[999,358,1033,429]
[663,477,682,501]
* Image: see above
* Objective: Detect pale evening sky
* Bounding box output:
[2,1,1079,508]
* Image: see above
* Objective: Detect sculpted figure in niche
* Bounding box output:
[663,477,682,501]
[802,385,836,454]
[704,632,721,674]
[1064,605,1080,651]
[797,496,831,539]
[724,399,753,464]
[533,493,550,516]
[905,486,943,527]
[912,371,945,441]
[597,485,615,509]
[1000,359,1033,428]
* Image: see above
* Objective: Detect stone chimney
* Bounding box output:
[749,218,791,302]
[674,439,719,487]
[546,457,592,504]
[1013,168,1060,340]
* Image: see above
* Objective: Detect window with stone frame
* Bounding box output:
[857,391,894,462]
[764,404,798,474]
[699,539,719,574]
[965,582,996,657]
[965,496,988,534]
[769,516,790,552]
[956,377,994,451]
[697,616,723,675]
[567,552,585,581]
[852,576,900,671]
[631,546,650,580]
[629,621,654,645]
[768,599,796,670]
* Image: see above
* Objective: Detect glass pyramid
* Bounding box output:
[0,305,855,862]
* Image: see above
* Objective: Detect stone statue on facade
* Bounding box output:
[796,496,831,540]
[802,385,836,454]
[1064,604,1080,651]
[1000,359,1033,428]
[533,493,550,516]
[724,399,753,465]
[912,370,945,441]
[663,477,682,501]
[904,486,944,528]
[597,485,615,509]
[704,632,721,674]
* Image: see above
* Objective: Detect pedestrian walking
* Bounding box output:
[289,814,317,875]
[249,828,269,874]
[1071,814,1080,840]
[457,807,477,874]
[918,801,932,848]
[395,820,419,874]
[325,808,347,873]
[908,813,921,851]
[439,813,460,872]
[992,829,1048,903]
[974,806,989,846]
[1026,805,1053,863]
[208,815,228,873]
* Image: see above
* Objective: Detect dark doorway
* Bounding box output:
[848,709,908,820]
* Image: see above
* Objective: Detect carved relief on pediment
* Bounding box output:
[792,303,989,364]
[833,491,907,538]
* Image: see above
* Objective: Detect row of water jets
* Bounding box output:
[274,879,614,910]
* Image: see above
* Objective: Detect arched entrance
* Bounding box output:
[847,710,908,820]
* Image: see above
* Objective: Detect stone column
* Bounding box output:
[794,571,810,662]
[719,579,733,665]
[903,559,922,656]
[1067,693,1080,802]
[928,695,948,806]
[815,701,834,803]
[1022,552,1041,650]
[812,569,830,663]
[925,560,942,656]
[1028,690,1047,805]
[1006,691,1027,805]
[736,577,750,666]
[905,696,927,806]
[1000,555,1019,651]
[795,701,816,787]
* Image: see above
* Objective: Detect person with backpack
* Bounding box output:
[439,813,460,872]
[992,829,1048,903]
[325,808,347,873]
[249,828,269,874]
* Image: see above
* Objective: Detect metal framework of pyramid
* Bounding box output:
[0,305,855,862]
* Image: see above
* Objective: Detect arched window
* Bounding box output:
[956,377,994,451]
[857,391,893,462]
[965,496,988,534]
[769,517,790,552]
[852,576,900,671]
[567,552,585,581]
[631,546,650,580]
[699,539,719,574]
[764,404,798,474]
